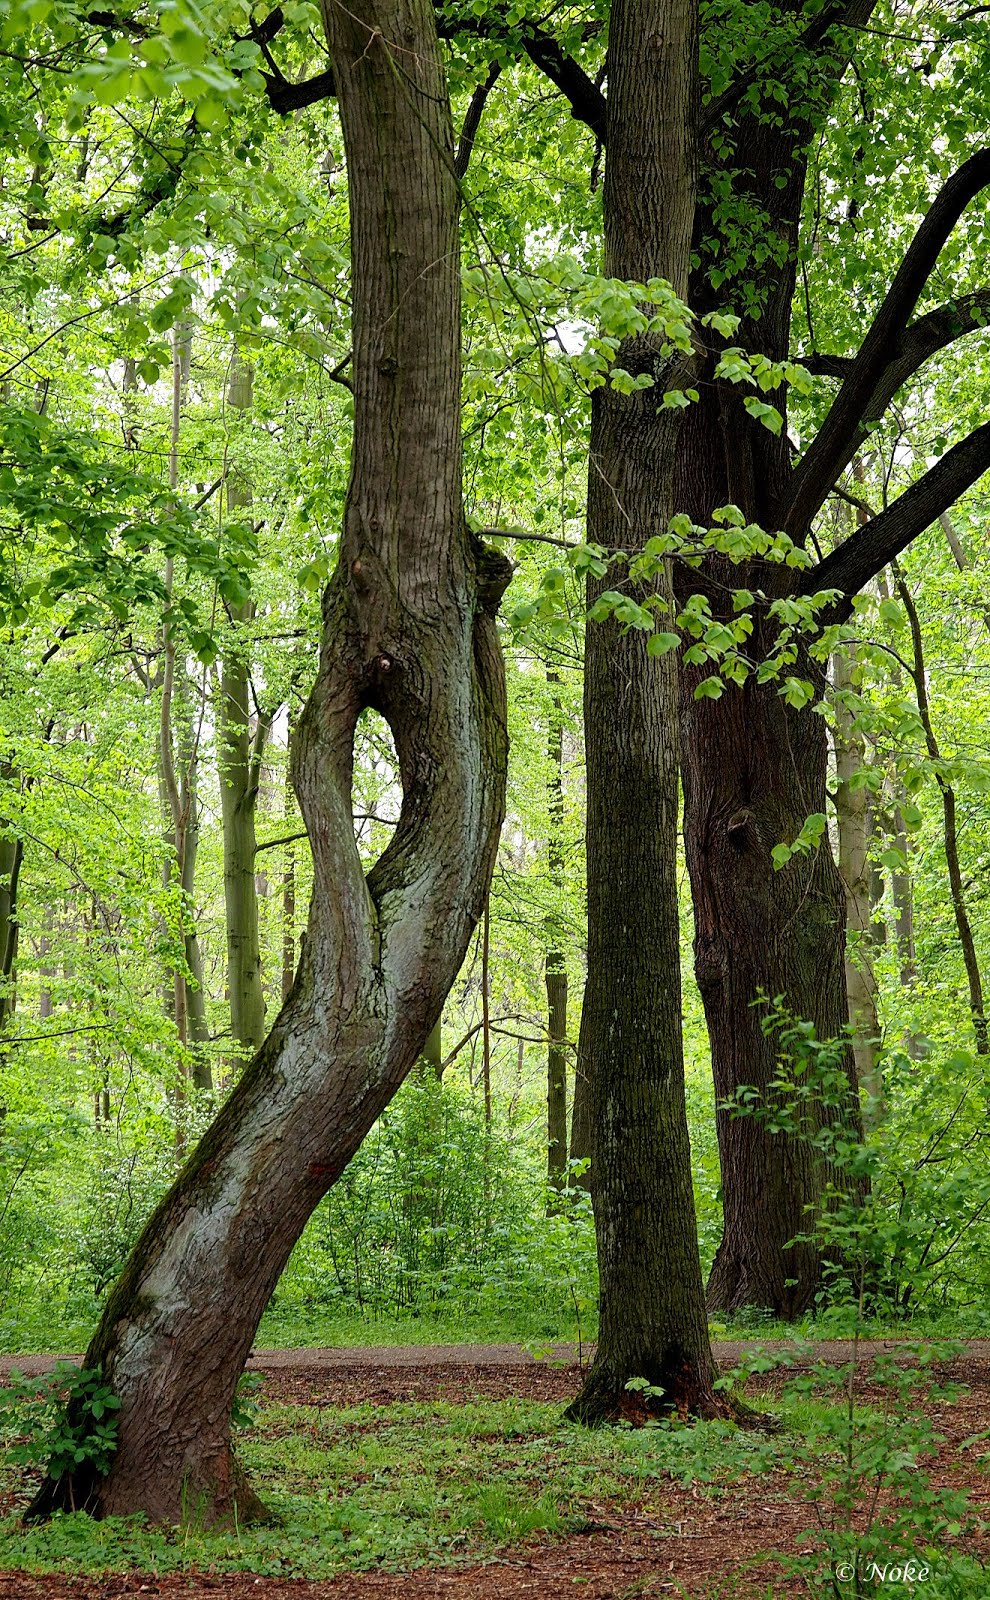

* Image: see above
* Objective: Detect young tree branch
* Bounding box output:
[782,147,990,536]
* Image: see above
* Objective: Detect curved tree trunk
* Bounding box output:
[28,0,509,1525]
[565,0,724,1425]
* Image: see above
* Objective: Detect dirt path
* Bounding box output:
[4,1337,989,1379]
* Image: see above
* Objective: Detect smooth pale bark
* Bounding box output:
[218,351,267,1059]
[833,642,882,1120]
[28,0,509,1525]
[544,669,568,1199]
[565,0,724,1424]
[891,801,917,986]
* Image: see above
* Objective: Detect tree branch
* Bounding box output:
[518,25,607,141]
[263,66,337,113]
[802,287,990,425]
[799,420,990,600]
[701,0,873,136]
[782,147,990,537]
[454,62,501,179]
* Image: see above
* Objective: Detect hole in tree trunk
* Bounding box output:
[352,708,400,864]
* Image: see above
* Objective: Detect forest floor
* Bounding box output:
[1,1343,988,1600]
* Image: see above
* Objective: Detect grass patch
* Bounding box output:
[0,1395,778,1580]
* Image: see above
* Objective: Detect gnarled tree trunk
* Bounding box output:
[28,0,509,1525]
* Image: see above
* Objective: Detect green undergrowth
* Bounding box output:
[0,1394,776,1580]
[2,1387,985,1590]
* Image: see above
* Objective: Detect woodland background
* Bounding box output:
[0,0,989,1364]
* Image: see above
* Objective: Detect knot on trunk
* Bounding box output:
[726,807,756,849]
[473,539,513,616]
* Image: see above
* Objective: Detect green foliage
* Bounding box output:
[0,1362,119,1479]
[724,1004,990,1317]
[264,1074,598,1339]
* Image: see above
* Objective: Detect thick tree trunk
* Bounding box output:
[673,20,867,1315]
[545,669,568,1199]
[568,1035,592,1183]
[28,0,509,1525]
[566,0,724,1425]
[680,622,851,1316]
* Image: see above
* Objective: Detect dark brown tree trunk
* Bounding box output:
[28,0,509,1525]
[565,0,724,1425]
[545,669,568,1199]
[673,23,867,1318]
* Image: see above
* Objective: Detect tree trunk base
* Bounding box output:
[26,1452,269,1528]
[563,1355,736,1427]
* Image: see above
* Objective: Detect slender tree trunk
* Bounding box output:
[939,509,990,638]
[481,897,492,1127]
[159,329,211,1093]
[896,571,988,1055]
[280,740,297,1002]
[545,669,568,1199]
[421,1017,442,1075]
[0,825,21,1029]
[218,350,267,1060]
[891,799,917,985]
[833,642,882,1120]
[29,0,509,1525]
[566,0,725,1425]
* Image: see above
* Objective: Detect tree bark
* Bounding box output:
[0,826,21,1029]
[565,0,724,1425]
[671,11,867,1318]
[28,0,509,1524]
[159,328,211,1094]
[544,669,568,1200]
